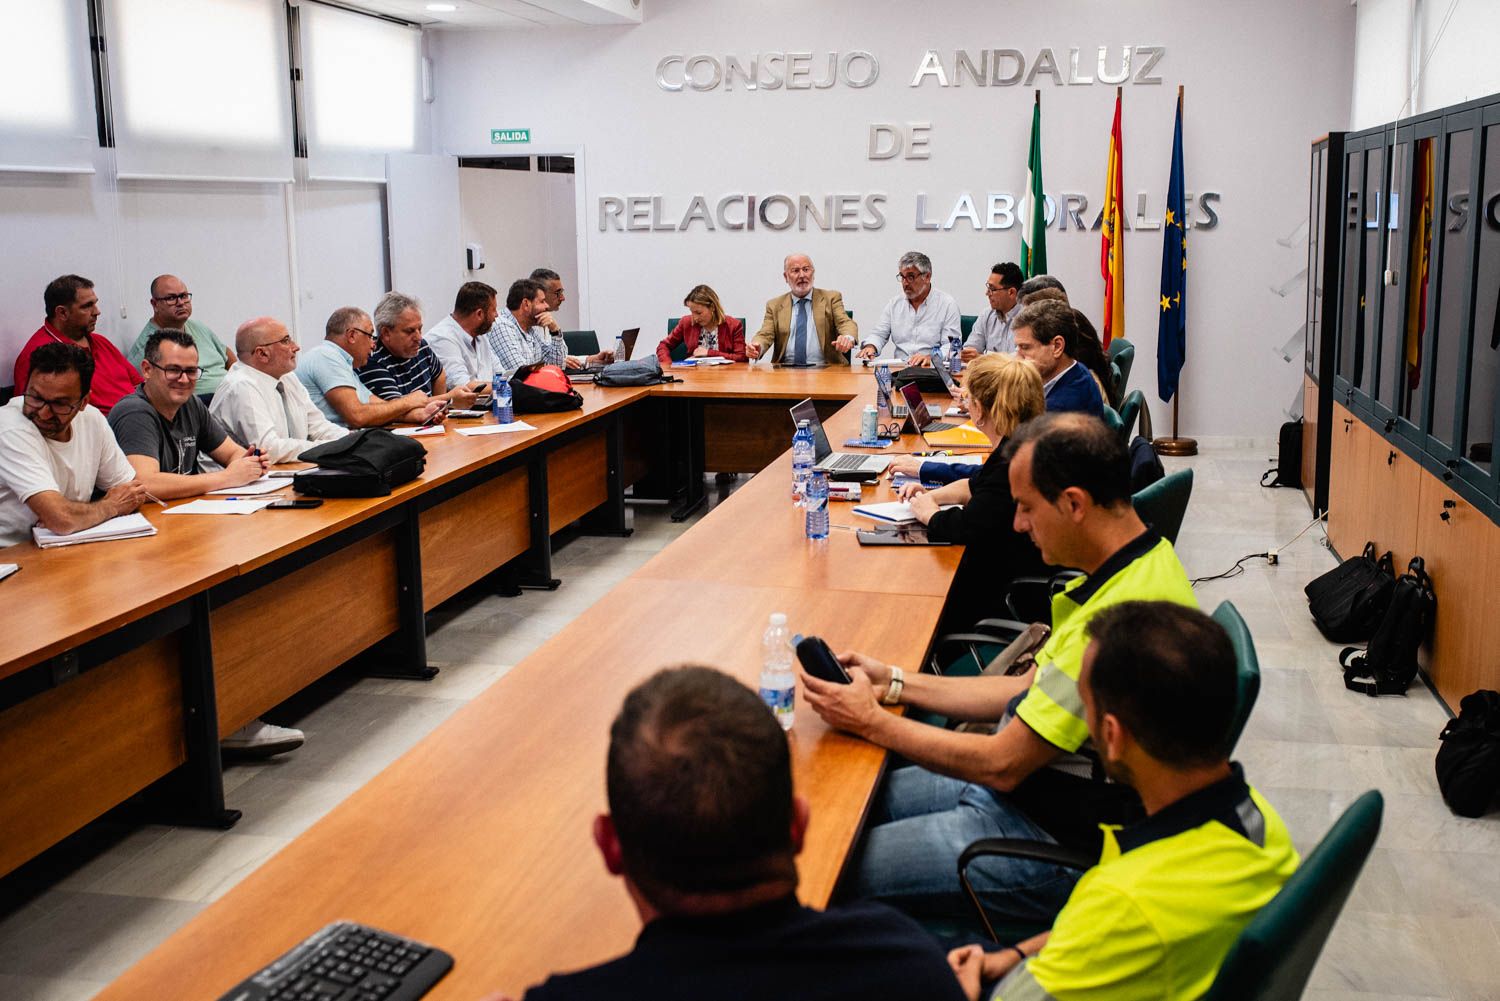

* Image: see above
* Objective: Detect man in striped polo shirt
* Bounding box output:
[357,291,487,410]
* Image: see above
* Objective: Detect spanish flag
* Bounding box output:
[1100,90,1125,348]
[1405,137,1434,391]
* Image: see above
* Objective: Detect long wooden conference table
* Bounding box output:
[0,364,972,999]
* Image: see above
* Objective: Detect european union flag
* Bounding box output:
[1156,90,1187,403]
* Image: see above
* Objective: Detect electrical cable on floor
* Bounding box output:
[1190,512,1328,586]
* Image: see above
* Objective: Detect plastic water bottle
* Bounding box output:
[759,612,794,730]
[948,332,964,376]
[805,471,829,541]
[791,419,815,505]
[875,365,892,409]
[493,375,514,425]
[612,334,626,362]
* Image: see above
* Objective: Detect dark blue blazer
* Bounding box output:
[1045,361,1105,417]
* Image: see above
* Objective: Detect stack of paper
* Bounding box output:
[393,426,446,437]
[33,513,157,548]
[457,421,535,437]
[0,564,18,582]
[852,502,921,525]
[207,476,289,496]
[164,498,280,515]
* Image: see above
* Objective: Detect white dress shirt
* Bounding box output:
[427,313,501,386]
[862,288,962,360]
[210,362,348,464]
[966,301,1021,354]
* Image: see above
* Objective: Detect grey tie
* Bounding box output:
[792,298,808,366]
[276,381,297,437]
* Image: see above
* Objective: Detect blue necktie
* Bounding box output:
[792,298,808,366]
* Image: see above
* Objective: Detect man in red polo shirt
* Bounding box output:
[12,275,142,414]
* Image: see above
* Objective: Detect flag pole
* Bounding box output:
[1154,84,1198,457]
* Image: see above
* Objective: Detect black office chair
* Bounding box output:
[563,330,599,355]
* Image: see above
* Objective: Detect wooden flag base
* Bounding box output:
[1153,436,1198,456]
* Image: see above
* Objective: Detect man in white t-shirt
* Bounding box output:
[0,342,147,547]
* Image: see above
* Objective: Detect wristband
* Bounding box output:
[1004,944,1027,964]
[881,666,905,705]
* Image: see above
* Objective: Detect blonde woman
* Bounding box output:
[899,353,1049,627]
[656,285,747,363]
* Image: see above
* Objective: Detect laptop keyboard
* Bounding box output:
[924,421,958,432]
[826,453,869,470]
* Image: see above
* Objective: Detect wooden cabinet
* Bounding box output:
[1327,403,1372,558]
[1414,476,1495,707]
[1364,436,1424,569]
[1302,374,1320,511]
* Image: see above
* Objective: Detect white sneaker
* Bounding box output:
[221,719,305,757]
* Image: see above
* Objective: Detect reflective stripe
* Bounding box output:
[993,962,1059,1001]
[1033,661,1086,719]
[1235,795,1267,849]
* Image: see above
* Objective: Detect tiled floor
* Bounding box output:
[0,444,1495,1000]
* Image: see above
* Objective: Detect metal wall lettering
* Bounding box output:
[657,51,878,92]
[908,46,1163,88]
[600,194,888,232]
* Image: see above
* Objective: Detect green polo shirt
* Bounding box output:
[993,767,1298,1001]
[1016,532,1198,756]
[128,318,232,396]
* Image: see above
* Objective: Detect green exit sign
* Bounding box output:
[491,128,531,144]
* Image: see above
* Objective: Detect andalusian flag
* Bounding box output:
[1156,89,1187,403]
[1100,91,1125,347]
[1021,91,1047,278]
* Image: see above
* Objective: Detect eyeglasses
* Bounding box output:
[23,392,81,416]
[897,272,927,284]
[256,334,294,351]
[153,292,193,305]
[350,328,377,341]
[152,364,203,381]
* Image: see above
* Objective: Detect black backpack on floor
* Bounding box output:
[1305,542,1395,642]
[1339,556,1435,697]
[1436,690,1500,817]
[1261,419,1303,488]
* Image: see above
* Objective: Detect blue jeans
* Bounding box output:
[852,765,1081,925]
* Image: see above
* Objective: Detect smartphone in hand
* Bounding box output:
[795,635,852,684]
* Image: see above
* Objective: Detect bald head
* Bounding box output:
[236,316,298,378]
[149,274,193,326]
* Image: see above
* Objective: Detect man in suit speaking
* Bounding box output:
[746,254,857,366]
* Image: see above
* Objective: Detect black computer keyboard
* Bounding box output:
[216,921,454,1001]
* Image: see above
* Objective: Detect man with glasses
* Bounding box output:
[529,268,614,369]
[962,262,1024,361]
[209,317,348,464]
[857,251,960,367]
[106,329,268,499]
[746,253,858,366]
[297,306,444,428]
[126,275,236,403]
[0,343,147,547]
[13,275,142,415]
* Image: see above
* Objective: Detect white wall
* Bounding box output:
[458,165,582,330]
[1350,0,1500,130]
[0,151,389,382]
[431,0,1356,436]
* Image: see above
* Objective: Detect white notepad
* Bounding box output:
[852,501,961,525]
[393,426,445,437]
[164,498,279,515]
[32,513,158,548]
[0,564,18,582]
[457,421,536,436]
[207,476,290,496]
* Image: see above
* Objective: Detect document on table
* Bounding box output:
[852,501,961,525]
[393,426,446,437]
[920,452,986,466]
[457,421,536,437]
[0,564,18,582]
[164,498,280,515]
[32,513,158,547]
[207,476,290,495]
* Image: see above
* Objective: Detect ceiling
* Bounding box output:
[332,0,634,29]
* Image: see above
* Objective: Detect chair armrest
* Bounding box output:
[929,633,1012,676]
[971,617,1031,638]
[957,838,1094,943]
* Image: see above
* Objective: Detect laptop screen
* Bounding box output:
[619,328,639,360]
[899,382,935,429]
[788,398,832,460]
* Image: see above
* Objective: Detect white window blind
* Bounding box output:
[105,0,293,182]
[0,3,96,173]
[302,2,422,183]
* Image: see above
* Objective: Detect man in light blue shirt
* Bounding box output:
[297,306,442,428]
[963,262,1024,360]
[857,251,961,367]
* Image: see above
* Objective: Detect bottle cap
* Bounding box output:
[769,612,787,626]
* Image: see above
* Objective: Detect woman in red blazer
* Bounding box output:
[657,285,747,363]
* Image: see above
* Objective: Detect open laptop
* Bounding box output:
[568,328,641,382]
[898,381,960,435]
[789,398,891,477]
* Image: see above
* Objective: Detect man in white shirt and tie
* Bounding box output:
[857,251,961,367]
[210,316,348,464]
